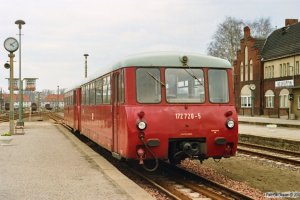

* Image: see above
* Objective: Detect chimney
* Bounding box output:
[244,26,251,38]
[285,19,298,26]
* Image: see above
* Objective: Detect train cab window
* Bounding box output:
[165,68,204,103]
[208,69,229,103]
[136,68,161,103]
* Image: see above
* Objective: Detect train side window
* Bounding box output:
[208,69,229,103]
[86,85,90,105]
[103,75,111,104]
[81,86,85,105]
[64,95,67,106]
[90,82,96,105]
[96,78,103,104]
[73,90,76,105]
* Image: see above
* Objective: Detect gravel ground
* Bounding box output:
[180,154,300,200]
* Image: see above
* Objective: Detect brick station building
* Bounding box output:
[234,19,300,119]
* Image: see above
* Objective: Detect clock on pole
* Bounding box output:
[4,37,19,52]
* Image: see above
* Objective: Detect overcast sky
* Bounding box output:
[1,0,299,92]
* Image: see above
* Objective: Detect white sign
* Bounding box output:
[275,79,294,88]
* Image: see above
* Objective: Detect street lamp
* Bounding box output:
[15,19,25,127]
[57,85,59,112]
[84,54,89,78]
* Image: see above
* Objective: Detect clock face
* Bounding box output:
[4,37,19,52]
[250,84,256,90]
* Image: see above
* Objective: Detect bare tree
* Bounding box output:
[207,17,244,64]
[207,17,273,64]
[248,17,273,38]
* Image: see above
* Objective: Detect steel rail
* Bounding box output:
[237,147,300,166]
[160,162,254,200]
[238,142,300,157]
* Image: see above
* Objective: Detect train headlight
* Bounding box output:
[226,119,235,129]
[137,121,147,130]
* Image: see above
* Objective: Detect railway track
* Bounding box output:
[0,112,42,122]
[47,112,64,123]
[129,162,254,200]
[48,113,254,200]
[238,142,300,166]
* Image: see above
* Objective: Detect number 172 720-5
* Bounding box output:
[175,113,201,120]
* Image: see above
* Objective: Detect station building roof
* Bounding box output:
[262,22,300,61]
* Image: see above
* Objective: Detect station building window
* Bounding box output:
[295,61,299,75]
[245,46,248,81]
[240,85,252,108]
[265,66,268,79]
[249,60,253,80]
[279,89,289,108]
[240,62,244,82]
[265,90,274,108]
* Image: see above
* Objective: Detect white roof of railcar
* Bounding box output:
[66,51,231,92]
[112,51,231,69]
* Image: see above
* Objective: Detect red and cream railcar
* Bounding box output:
[64,52,238,171]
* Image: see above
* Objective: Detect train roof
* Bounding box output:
[66,51,231,92]
[112,51,231,69]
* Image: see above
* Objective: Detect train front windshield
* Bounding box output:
[136,67,229,103]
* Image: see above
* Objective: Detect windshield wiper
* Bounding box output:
[146,71,165,87]
[183,68,203,86]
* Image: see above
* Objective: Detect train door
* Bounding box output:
[73,90,76,128]
[112,69,124,156]
[75,88,81,132]
[112,72,120,154]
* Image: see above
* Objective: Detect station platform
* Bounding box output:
[0,120,155,200]
[238,116,300,151]
[238,115,300,127]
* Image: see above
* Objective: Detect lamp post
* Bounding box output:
[57,85,59,112]
[84,54,89,78]
[15,19,25,127]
